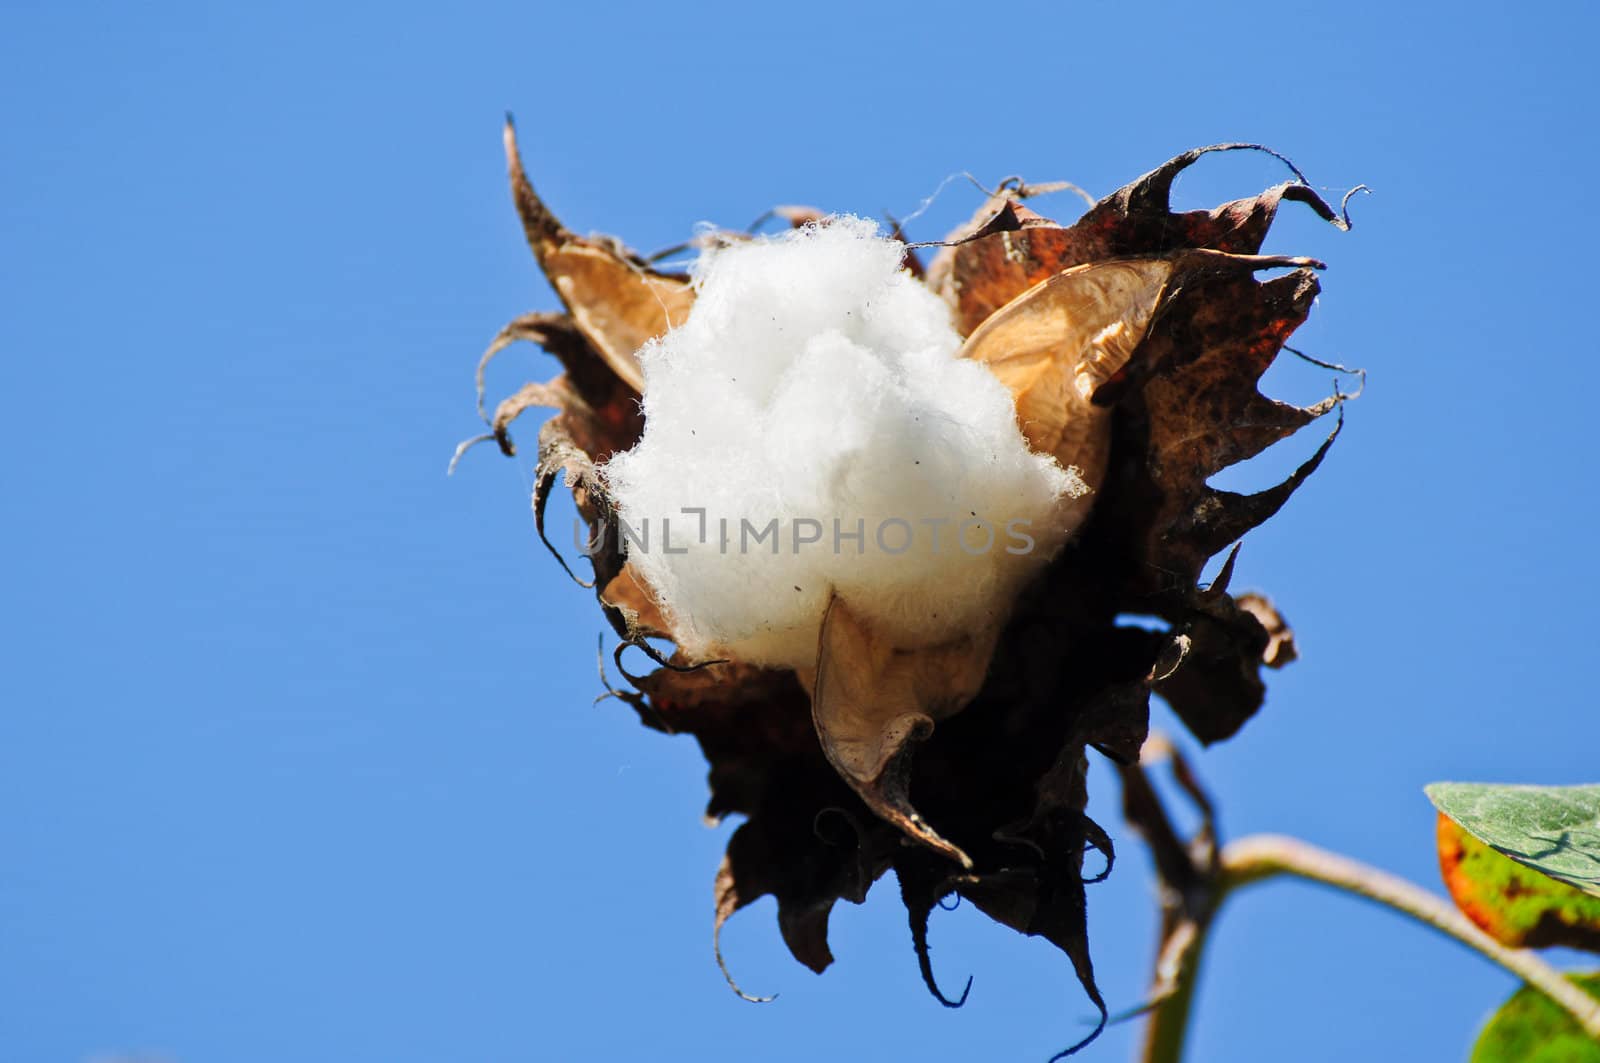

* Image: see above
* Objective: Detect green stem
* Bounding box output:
[1136,917,1212,1063]
[1139,833,1600,1063]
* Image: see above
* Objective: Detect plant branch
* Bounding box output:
[1135,915,1211,1063]
[1221,834,1600,1039]
[1138,833,1600,1063]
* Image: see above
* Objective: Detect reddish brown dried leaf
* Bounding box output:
[1139,264,1326,470]
[934,144,1350,336]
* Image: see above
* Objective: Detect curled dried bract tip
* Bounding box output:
[896,861,977,1007]
[1048,1007,1109,1062]
[446,433,494,476]
[1337,184,1372,229]
[910,913,973,1008]
[713,858,778,1004]
[530,422,599,590]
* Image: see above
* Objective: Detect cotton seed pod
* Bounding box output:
[462,121,1358,1057]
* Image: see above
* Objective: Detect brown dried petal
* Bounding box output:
[633,662,894,977]
[808,596,997,868]
[1236,592,1297,668]
[959,258,1173,499]
[1150,569,1300,744]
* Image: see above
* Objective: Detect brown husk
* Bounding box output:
[469,127,1354,1055]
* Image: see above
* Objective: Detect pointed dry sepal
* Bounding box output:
[503,117,694,393]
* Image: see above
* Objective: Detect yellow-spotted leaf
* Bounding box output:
[1437,812,1600,951]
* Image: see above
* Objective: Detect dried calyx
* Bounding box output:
[464,120,1358,1057]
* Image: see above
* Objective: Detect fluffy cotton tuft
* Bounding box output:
[601,216,1085,671]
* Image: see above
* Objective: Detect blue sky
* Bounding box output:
[3,1,1597,1060]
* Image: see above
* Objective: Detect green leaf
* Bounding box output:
[1470,972,1600,1062]
[1436,813,1600,951]
[1427,783,1600,898]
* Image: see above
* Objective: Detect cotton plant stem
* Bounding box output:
[1139,833,1600,1063]
[1136,918,1212,1063]
[1225,835,1600,1038]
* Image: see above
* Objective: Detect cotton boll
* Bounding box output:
[601,216,1085,671]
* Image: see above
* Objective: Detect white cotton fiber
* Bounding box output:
[600,216,1086,671]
